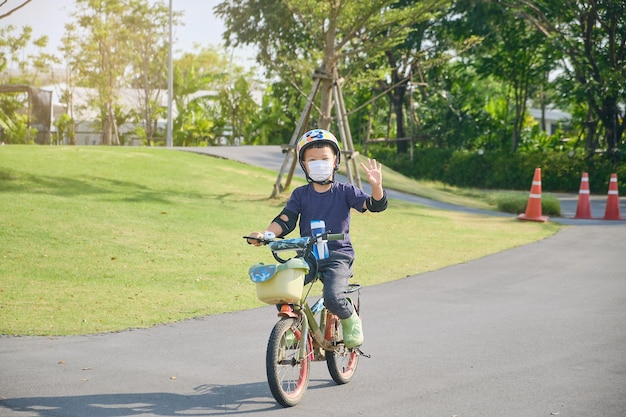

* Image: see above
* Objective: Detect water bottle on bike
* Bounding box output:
[310,219,328,260]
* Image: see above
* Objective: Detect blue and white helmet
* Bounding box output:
[296,129,341,167]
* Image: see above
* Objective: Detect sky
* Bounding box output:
[1,0,256,66]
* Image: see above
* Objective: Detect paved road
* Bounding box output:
[1,146,625,417]
[1,226,625,417]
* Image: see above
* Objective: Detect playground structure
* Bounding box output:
[271,68,361,198]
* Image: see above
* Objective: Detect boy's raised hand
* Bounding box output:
[360,158,383,187]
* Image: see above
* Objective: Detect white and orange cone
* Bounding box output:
[574,172,592,219]
[602,173,622,220]
[518,167,549,223]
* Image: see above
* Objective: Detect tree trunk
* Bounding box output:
[318,69,334,130]
[393,89,407,154]
[600,97,623,153]
[318,5,338,131]
[102,104,112,146]
[385,51,408,154]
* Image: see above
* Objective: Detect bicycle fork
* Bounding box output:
[279,304,333,362]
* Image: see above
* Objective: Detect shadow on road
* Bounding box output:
[1,382,280,416]
[1,378,344,416]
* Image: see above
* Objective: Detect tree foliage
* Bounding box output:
[125,0,180,143]
[0,23,57,144]
[512,0,626,159]
[216,0,448,131]
[470,6,553,151]
[1,0,624,175]
[72,0,133,145]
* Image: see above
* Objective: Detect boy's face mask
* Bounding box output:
[307,160,334,182]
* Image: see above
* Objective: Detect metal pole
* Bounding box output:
[166,0,173,147]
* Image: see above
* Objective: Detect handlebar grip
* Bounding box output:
[326,233,344,241]
[243,235,266,245]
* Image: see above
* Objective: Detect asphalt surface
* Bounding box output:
[1,146,625,417]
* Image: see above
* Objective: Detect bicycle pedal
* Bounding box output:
[353,347,371,358]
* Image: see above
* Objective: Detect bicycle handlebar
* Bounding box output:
[243,232,345,263]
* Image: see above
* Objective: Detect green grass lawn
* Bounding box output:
[0,146,561,336]
[356,164,562,216]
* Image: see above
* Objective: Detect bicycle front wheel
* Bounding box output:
[266,317,310,407]
[326,312,359,384]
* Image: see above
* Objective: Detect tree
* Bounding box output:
[365,0,452,154]
[218,76,258,144]
[67,0,181,146]
[430,0,556,152]
[216,0,448,135]
[171,47,229,145]
[415,61,504,150]
[71,0,134,145]
[0,24,57,144]
[474,9,552,151]
[55,23,81,145]
[252,80,311,145]
[125,0,182,143]
[0,24,56,85]
[514,0,626,160]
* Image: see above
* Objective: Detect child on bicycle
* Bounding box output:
[247,128,388,348]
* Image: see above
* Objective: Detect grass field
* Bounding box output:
[0,146,561,336]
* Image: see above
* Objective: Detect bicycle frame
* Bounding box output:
[276,288,337,362]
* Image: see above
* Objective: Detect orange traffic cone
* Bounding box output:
[602,173,622,220]
[574,172,592,219]
[518,167,549,223]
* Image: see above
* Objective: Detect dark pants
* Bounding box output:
[307,251,354,319]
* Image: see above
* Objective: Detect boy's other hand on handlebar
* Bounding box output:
[247,232,264,246]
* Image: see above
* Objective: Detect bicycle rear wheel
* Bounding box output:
[266,317,310,407]
[325,311,359,384]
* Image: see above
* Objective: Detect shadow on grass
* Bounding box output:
[0,170,244,205]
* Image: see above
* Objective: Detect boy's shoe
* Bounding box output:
[341,309,364,348]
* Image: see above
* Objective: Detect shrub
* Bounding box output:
[369,146,625,194]
[491,192,561,216]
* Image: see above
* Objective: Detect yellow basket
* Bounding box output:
[249,258,309,305]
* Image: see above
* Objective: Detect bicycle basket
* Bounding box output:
[249,258,309,305]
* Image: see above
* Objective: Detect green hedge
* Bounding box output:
[367,146,626,194]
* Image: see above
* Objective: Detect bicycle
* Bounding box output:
[244,232,369,407]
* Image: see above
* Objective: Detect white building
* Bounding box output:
[41,84,262,146]
[528,107,572,134]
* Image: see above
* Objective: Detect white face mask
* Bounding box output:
[307,160,334,182]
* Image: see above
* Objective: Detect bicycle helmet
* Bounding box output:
[296,129,341,183]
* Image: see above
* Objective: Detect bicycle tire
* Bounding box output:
[325,311,359,384]
[266,317,311,407]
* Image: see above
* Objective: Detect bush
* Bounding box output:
[369,147,626,195]
[491,192,561,216]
